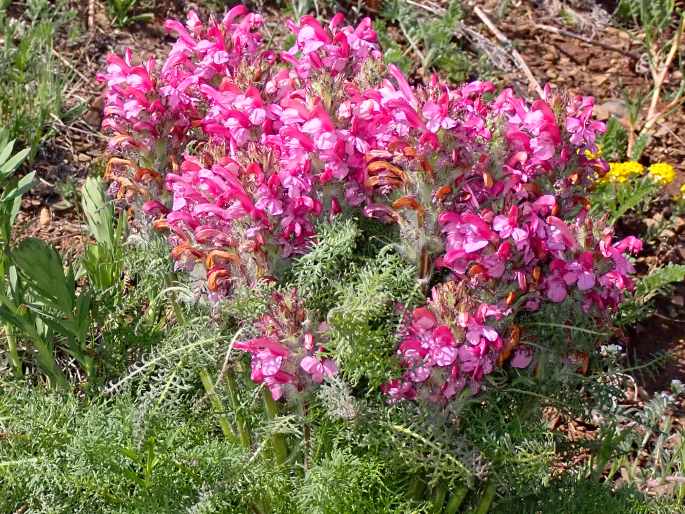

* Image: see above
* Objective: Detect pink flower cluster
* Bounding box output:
[365,84,642,401]
[234,290,336,400]
[99,9,640,403]
[382,281,531,402]
[98,8,383,296]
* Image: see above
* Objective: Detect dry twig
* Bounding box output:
[644,16,685,131]
[627,15,685,156]
[472,6,544,97]
[534,23,641,61]
[51,48,90,84]
[88,0,95,33]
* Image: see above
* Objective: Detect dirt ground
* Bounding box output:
[16,0,685,392]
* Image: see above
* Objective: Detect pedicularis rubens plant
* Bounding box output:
[98,8,641,404]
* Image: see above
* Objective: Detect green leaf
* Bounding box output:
[0,146,29,178]
[81,177,115,247]
[0,138,16,167]
[630,132,651,161]
[635,263,685,303]
[2,171,35,203]
[12,238,74,313]
[75,289,92,339]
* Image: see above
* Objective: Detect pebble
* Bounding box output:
[39,207,51,226]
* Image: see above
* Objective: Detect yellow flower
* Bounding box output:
[584,145,603,160]
[597,161,644,184]
[619,161,645,176]
[648,162,676,185]
[679,183,685,199]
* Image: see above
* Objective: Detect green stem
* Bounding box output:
[263,388,288,466]
[300,399,310,472]
[472,481,496,514]
[3,323,23,378]
[33,337,68,389]
[431,481,448,513]
[200,368,234,441]
[167,271,186,325]
[445,485,469,514]
[407,474,425,500]
[170,295,186,325]
[225,368,252,450]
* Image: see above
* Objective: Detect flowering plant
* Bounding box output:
[234,289,336,401]
[591,159,676,225]
[99,8,641,404]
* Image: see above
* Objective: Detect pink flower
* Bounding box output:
[300,356,337,383]
[511,347,533,368]
[100,10,637,407]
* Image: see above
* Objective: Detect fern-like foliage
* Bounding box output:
[619,263,685,325]
[298,448,398,514]
[327,248,422,388]
[290,218,361,313]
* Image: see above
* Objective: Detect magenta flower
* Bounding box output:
[234,290,337,400]
[99,9,640,407]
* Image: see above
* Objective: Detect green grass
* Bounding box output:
[0,1,75,158]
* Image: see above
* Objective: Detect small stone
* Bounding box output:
[661,229,676,239]
[594,99,628,121]
[644,218,659,229]
[39,207,51,226]
[645,255,659,267]
[77,153,91,163]
[83,109,102,128]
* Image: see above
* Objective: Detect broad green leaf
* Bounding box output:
[12,238,74,313]
[2,171,35,203]
[81,177,115,247]
[0,146,29,178]
[75,290,92,338]
[0,138,16,167]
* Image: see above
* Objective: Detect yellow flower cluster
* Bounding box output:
[596,161,677,186]
[583,146,603,160]
[647,162,676,185]
[598,161,644,184]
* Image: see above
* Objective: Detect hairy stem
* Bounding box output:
[407,474,425,500]
[431,480,448,513]
[225,368,252,450]
[473,481,496,514]
[263,388,289,466]
[200,368,235,441]
[445,484,469,514]
[3,323,23,378]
